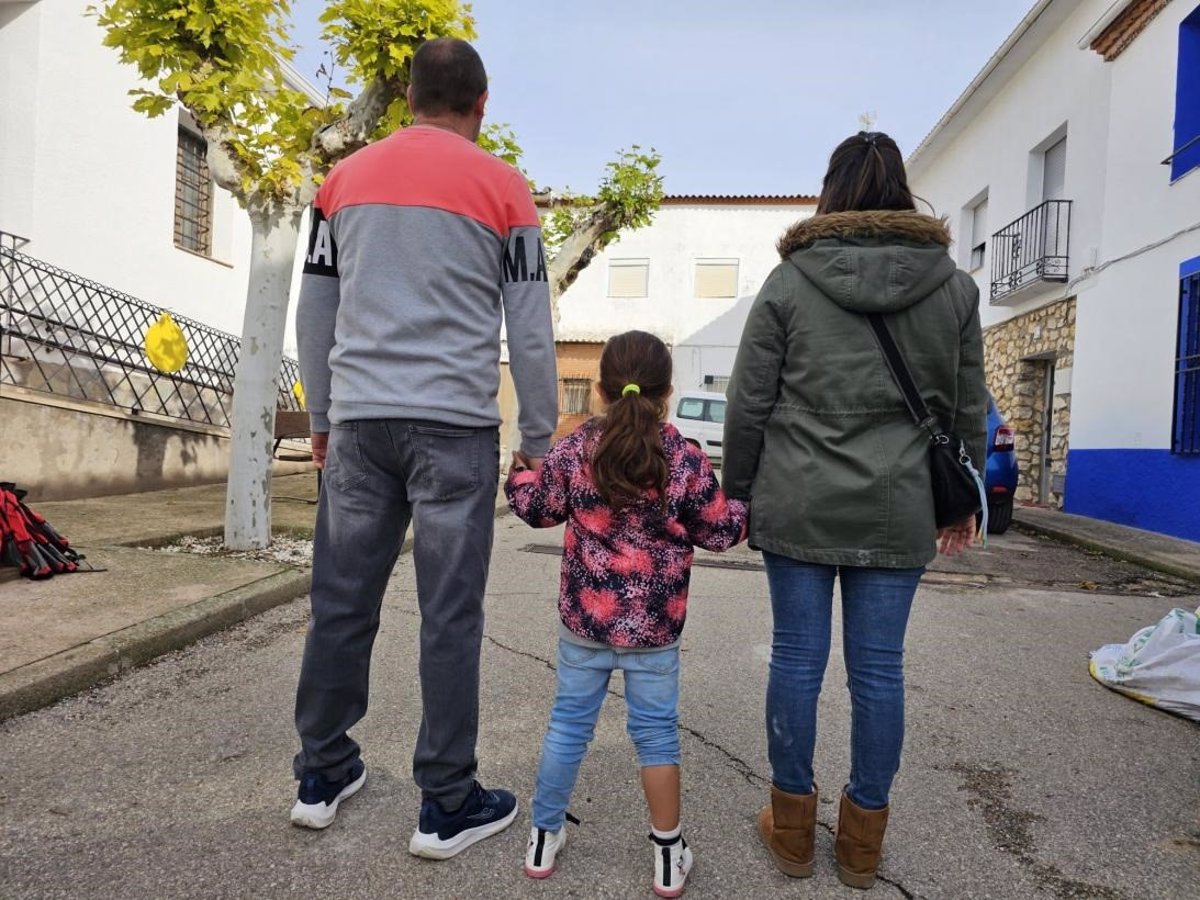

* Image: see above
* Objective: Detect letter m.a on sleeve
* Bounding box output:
[303,203,339,277]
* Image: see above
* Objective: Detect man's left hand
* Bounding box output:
[311,432,329,469]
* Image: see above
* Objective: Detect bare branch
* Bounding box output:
[546,204,619,324]
[200,123,247,197]
[313,74,405,162]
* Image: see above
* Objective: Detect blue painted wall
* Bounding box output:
[1065,449,1200,542]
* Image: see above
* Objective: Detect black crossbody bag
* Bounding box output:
[865,314,985,529]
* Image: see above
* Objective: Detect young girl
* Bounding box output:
[506,330,749,898]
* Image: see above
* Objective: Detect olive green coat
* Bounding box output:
[722,211,987,568]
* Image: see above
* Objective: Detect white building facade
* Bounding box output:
[552,196,815,425]
[0,0,319,341]
[908,0,1200,541]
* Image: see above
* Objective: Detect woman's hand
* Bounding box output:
[937,515,977,556]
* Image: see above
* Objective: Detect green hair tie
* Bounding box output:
[622,383,641,397]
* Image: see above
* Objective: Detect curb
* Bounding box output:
[0,568,312,722]
[1,495,512,722]
[1013,515,1200,586]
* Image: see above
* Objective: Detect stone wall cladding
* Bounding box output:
[982,298,1076,506]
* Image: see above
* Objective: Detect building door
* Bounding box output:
[1039,360,1057,503]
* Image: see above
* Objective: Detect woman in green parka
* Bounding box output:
[722,132,987,890]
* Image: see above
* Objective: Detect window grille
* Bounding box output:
[1174,269,1200,455]
[174,128,213,256]
[559,378,592,415]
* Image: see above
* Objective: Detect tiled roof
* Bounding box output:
[660,194,818,205]
[536,193,816,208]
[1088,0,1169,61]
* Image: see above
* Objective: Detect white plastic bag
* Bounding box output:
[1089,607,1200,722]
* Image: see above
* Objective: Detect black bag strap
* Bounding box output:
[864,313,944,440]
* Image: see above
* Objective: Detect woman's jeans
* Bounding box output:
[762,551,924,811]
[532,639,681,831]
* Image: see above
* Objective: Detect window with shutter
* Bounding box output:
[694,260,739,298]
[969,197,988,271]
[1042,138,1067,201]
[607,259,649,298]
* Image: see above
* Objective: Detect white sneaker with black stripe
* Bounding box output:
[651,832,693,898]
[524,825,567,878]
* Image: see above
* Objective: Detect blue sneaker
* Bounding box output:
[290,760,366,830]
[408,781,519,859]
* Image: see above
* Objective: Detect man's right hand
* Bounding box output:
[311,432,329,469]
[512,450,545,472]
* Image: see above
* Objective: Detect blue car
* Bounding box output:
[983,393,1019,534]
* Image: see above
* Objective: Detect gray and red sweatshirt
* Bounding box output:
[296,124,558,456]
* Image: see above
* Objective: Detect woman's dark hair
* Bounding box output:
[816,132,917,215]
[591,331,673,510]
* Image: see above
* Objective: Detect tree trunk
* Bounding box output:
[224,209,303,550]
[546,207,614,324]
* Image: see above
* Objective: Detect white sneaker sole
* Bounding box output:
[408,803,520,860]
[290,770,366,830]
[524,829,567,878]
[654,847,693,898]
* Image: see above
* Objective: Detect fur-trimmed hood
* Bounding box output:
[777,210,951,257]
[776,210,957,314]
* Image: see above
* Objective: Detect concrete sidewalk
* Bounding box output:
[1015,505,1200,584]
[0,474,323,720]
[0,473,513,720]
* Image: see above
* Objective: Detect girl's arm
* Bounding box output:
[505,436,573,527]
[678,450,750,552]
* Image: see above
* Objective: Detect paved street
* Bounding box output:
[1,517,1197,899]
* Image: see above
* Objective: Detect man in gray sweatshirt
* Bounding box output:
[289,38,558,860]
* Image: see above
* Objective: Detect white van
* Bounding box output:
[669,391,727,463]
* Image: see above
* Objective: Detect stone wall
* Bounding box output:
[983,298,1076,506]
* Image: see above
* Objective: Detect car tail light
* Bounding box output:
[993,425,1015,451]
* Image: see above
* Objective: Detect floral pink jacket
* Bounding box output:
[505,421,749,648]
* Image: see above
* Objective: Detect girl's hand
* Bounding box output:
[937,515,977,556]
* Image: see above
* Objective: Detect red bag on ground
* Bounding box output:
[0,483,87,579]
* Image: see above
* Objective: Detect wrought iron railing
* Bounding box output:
[990,199,1072,303]
[0,232,303,429]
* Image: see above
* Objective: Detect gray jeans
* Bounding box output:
[293,418,499,809]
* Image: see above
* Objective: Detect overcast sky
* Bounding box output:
[288,0,1034,197]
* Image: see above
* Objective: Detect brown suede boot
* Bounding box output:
[835,790,890,889]
[756,784,817,878]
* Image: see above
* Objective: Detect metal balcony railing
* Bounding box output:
[990,199,1072,304]
[0,231,303,429]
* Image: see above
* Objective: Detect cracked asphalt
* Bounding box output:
[1,518,1197,899]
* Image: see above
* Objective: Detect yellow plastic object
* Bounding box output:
[144,312,188,374]
[292,381,306,410]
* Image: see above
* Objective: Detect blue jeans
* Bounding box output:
[532,639,681,831]
[762,552,923,811]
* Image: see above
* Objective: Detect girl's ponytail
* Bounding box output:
[591,331,673,510]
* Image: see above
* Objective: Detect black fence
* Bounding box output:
[990,199,1072,303]
[0,232,303,429]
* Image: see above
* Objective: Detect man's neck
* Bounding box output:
[411,115,477,143]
